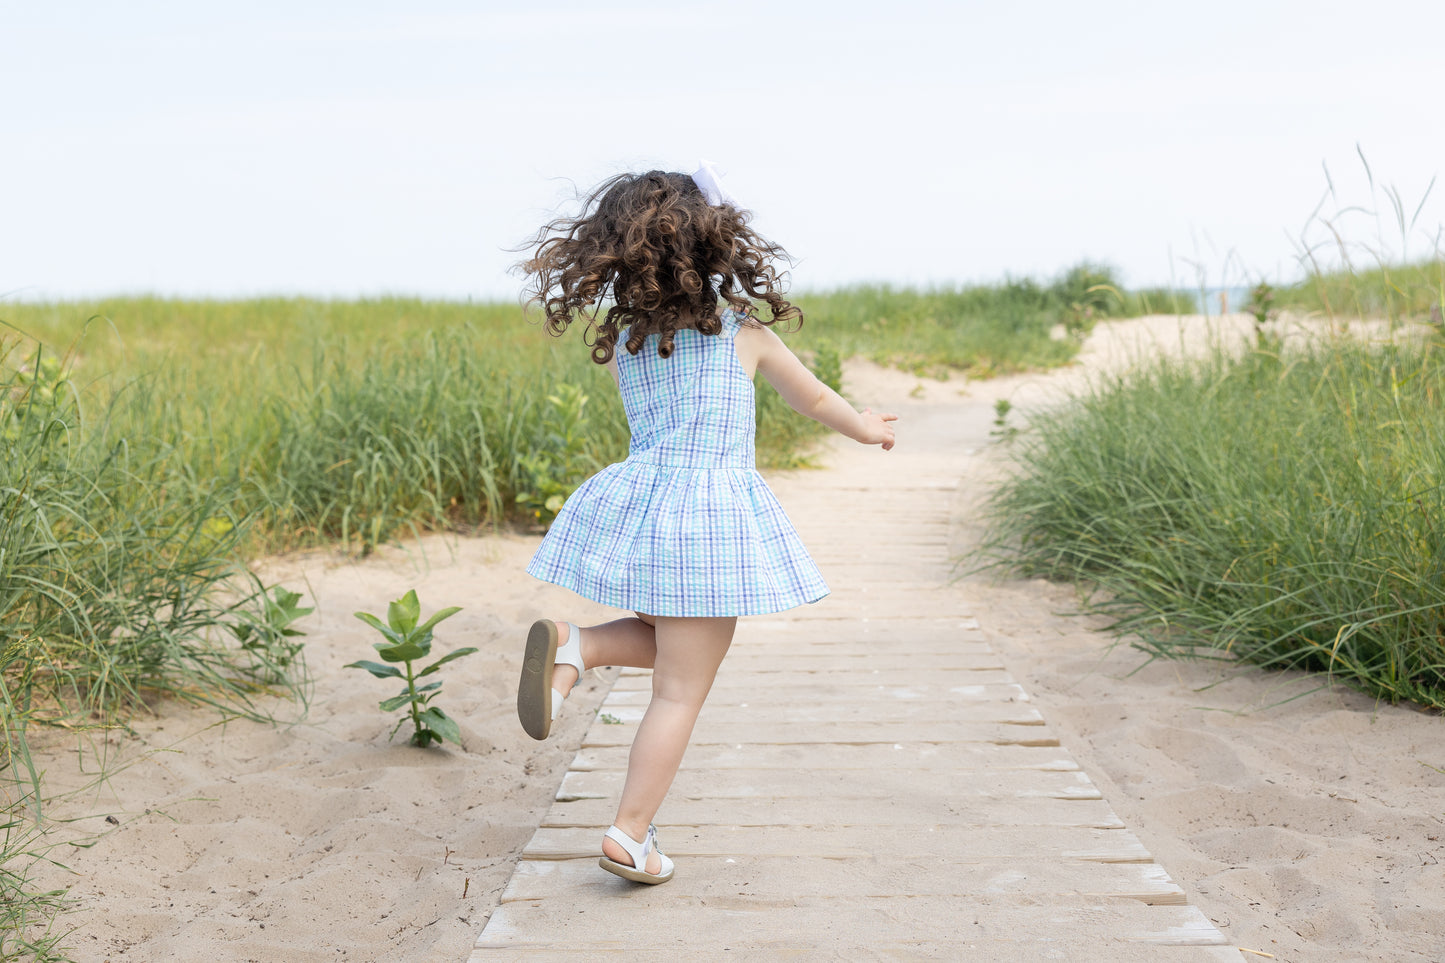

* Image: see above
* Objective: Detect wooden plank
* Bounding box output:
[698,651,1010,672]
[600,680,1032,707]
[499,855,1185,904]
[582,720,1055,748]
[474,898,1230,950]
[541,794,1126,829]
[521,824,1154,863]
[610,668,1020,689]
[555,767,1102,802]
[571,742,1079,772]
[591,700,1043,726]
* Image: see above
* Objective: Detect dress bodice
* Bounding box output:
[615,310,754,470]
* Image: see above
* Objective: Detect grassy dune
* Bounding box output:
[4,269,1159,554]
[1275,258,1445,322]
[987,260,1445,710]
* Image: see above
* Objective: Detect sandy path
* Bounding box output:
[27,313,1445,962]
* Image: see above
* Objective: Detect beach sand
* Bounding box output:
[26,313,1445,962]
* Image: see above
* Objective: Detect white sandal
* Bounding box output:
[516,620,585,741]
[598,824,675,885]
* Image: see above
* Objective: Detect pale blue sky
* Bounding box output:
[3,1,1442,301]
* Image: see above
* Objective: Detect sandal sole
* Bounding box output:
[517,619,558,741]
[598,856,673,885]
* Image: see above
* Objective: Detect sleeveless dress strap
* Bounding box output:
[718,307,747,340]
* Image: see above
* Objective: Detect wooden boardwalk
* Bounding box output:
[472,402,1241,961]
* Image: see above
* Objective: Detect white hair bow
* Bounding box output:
[691,160,741,208]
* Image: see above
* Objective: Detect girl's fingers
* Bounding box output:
[859,408,898,450]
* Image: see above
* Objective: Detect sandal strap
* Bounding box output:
[555,622,585,675]
[548,623,586,724]
[603,825,654,868]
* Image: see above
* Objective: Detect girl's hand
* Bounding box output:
[860,408,898,450]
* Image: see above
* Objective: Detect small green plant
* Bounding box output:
[1245,281,1280,351]
[598,712,622,725]
[515,383,595,529]
[348,591,476,747]
[809,342,843,394]
[228,585,312,682]
[990,398,1019,442]
[1,350,70,443]
[1052,262,1123,339]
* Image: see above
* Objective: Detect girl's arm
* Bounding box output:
[738,324,897,450]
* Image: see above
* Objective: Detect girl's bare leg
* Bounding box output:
[549,616,657,696]
[601,615,737,873]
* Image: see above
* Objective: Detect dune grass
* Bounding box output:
[984,336,1445,709]
[3,266,1170,555]
[791,264,1188,378]
[1274,258,1445,323]
[1,344,312,957]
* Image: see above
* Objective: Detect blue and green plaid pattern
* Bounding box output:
[527,311,829,617]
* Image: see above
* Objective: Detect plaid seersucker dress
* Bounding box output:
[526,309,829,617]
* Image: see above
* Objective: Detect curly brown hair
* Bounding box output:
[520,170,802,363]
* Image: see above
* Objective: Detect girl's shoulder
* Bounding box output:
[731,312,784,376]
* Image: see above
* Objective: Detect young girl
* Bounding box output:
[516,165,896,884]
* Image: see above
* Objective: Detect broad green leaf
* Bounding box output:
[376,640,426,662]
[355,611,402,644]
[379,693,414,712]
[344,660,403,679]
[415,605,463,635]
[414,680,443,695]
[419,707,461,746]
[412,729,438,748]
[388,590,421,635]
[417,646,479,676]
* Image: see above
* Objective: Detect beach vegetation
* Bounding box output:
[1274,258,1445,325]
[348,591,475,748]
[0,817,71,961]
[983,331,1445,710]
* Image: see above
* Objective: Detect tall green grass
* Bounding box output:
[4,268,1177,553]
[1275,258,1445,323]
[985,339,1445,709]
[1,344,310,955]
[1,347,307,722]
[791,264,1188,377]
